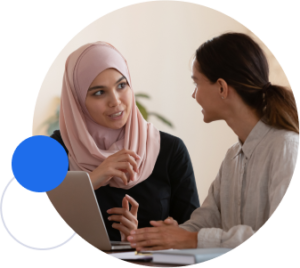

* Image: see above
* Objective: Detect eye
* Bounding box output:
[94,90,104,96]
[118,82,127,89]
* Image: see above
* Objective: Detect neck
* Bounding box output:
[224,105,260,144]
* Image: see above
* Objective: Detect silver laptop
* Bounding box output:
[47,171,132,250]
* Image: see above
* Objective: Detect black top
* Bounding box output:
[51,130,200,241]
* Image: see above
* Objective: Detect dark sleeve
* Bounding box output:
[50,130,68,155]
[168,137,200,224]
[50,130,69,170]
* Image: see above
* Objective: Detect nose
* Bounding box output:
[192,88,196,99]
[108,91,121,107]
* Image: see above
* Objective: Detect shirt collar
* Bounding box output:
[232,120,272,159]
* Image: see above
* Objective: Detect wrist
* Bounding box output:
[88,171,103,190]
[189,232,198,248]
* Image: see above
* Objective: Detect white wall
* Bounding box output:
[32,1,290,203]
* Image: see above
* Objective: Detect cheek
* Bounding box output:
[123,89,133,109]
[85,98,105,116]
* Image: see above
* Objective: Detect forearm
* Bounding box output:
[194,225,255,248]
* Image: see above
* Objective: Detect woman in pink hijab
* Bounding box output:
[51,41,200,241]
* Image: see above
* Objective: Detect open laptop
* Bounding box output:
[47,171,132,251]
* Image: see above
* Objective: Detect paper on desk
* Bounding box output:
[141,249,174,253]
[107,248,173,260]
[110,251,152,261]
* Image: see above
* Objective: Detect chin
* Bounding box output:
[202,114,214,124]
[108,126,123,130]
[109,123,126,130]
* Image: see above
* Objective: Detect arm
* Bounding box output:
[181,134,298,248]
[127,166,225,250]
[178,169,254,249]
[268,136,298,216]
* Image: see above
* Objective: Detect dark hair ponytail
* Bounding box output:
[195,32,299,134]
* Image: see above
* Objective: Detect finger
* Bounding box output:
[126,195,139,216]
[116,149,141,161]
[124,149,141,161]
[119,154,139,174]
[164,217,178,226]
[130,227,158,236]
[127,155,139,174]
[130,226,161,235]
[115,162,135,182]
[122,196,129,211]
[128,227,162,243]
[150,220,166,227]
[113,169,128,185]
[108,215,136,230]
[112,223,131,236]
[107,207,132,215]
[130,238,163,249]
[108,211,138,230]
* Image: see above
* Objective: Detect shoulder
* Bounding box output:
[264,127,299,153]
[158,131,191,162]
[265,129,299,165]
[50,130,63,143]
[159,131,187,152]
[50,130,68,154]
[50,129,62,140]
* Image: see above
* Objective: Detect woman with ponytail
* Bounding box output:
[128,33,299,250]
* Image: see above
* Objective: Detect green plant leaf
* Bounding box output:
[37,116,57,132]
[47,120,60,136]
[135,93,151,99]
[136,100,148,120]
[148,112,174,128]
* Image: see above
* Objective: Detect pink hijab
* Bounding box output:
[59,42,160,189]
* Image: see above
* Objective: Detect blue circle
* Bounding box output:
[12,136,69,192]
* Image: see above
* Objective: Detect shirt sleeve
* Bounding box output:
[179,161,255,248]
[268,134,298,216]
[168,138,200,224]
[179,134,300,248]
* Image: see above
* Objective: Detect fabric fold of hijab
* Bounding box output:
[59,41,160,189]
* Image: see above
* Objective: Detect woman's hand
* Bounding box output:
[89,149,140,190]
[149,217,178,227]
[127,225,198,251]
[107,194,139,241]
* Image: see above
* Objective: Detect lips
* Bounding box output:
[109,111,123,118]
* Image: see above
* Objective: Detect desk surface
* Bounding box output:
[104,250,186,267]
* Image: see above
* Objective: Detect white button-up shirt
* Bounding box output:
[180,121,299,248]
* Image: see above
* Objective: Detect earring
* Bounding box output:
[221,97,224,99]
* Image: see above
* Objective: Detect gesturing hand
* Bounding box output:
[127,225,198,251]
[107,194,139,242]
[89,149,140,190]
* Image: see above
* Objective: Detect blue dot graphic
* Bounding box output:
[12,136,69,192]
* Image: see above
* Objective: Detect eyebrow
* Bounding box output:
[191,76,197,80]
[88,76,127,91]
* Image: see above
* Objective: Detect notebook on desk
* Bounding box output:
[47,171,132,251]
[150,248,231,265]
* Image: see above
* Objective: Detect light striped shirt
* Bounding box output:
[180,120,299,248]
